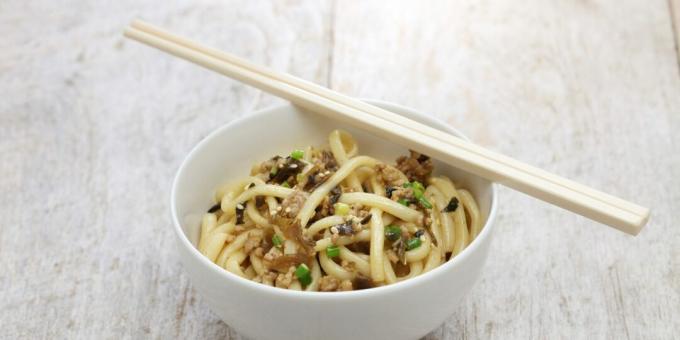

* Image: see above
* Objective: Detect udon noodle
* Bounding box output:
[198,130,482,291]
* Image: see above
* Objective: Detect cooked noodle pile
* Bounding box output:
[198,130,481,291]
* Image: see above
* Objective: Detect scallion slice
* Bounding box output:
[418,196,433,209]
[406,237,422,250]
[385,225,402,241]
[291,149,304,160]
[405,181,426,199]
[272,234,283,247]
[295,263,312,286]
[326,245,340,258]
[411,181,425,194]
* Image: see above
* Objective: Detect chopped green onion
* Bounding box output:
[281,181,290,188]
[334,202,350,216]
[406,237,422,250]
[295,263,312,286]
[418,196,432,209]
[270,167,278,176]
[397,198,410,206]
[404,181,425,199]
[412,181,425,192]
[326,245,340,258]
[413,184,425,198]
[272,234,283,247]
[291,149,304,160]
[385,225,402,241]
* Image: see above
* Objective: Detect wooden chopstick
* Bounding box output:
[129,20,647,219]
[124,21,650,235]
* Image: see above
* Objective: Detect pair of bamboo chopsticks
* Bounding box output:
[124,20,649,235]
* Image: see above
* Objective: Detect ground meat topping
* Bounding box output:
[263,246,283,262]
[260,272,278,286]
[389,186,414,202]
[244,233,263,255]
[395,150,433,183]
[318,275,340,292]
[349,204,367,219]
[275,266,296,288]
[375,163,407,187]
[338,279,353,291]
[279,190,307,219]
[340,259,356,272]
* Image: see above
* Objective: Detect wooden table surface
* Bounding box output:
[2,1,679,339]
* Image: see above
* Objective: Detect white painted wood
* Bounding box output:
[332,1,680,339]
[0,1,331,339]
[1,0,679,339]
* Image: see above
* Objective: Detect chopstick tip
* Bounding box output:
[122,26,135,38]
[624,208,650,236]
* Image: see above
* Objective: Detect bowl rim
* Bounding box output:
[170,99,498,300]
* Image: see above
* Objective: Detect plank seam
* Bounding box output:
[668,0,680,75]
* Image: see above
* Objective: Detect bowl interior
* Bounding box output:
[173,100,495,269]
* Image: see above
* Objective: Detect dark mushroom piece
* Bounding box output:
[235,202,246,225]
[442,197,459,213]
[207,203,221,213]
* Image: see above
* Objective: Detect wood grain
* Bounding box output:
[0,1,331,339]
[1,0,679,339]
[332,1,680,339]
[671,0,680,66]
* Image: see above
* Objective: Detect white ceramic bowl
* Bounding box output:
[171,100,498,340]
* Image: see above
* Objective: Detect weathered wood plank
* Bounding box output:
[330,1,680,339]
[0,1,332,339]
